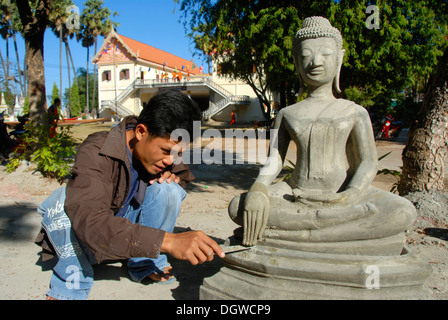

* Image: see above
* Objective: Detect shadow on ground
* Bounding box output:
[0,203,40,242]
[33,226,228,300]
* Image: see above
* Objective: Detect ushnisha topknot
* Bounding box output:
[294,16,343,50]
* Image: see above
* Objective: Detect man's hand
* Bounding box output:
[150,171,180,185]
[161,231,225,265]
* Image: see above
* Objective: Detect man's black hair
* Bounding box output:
[137,89,202,138]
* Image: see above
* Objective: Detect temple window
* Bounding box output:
[102,71,111,81]
[120,69,130,80]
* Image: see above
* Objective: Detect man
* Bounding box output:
[35,90,225,300]
[48,98,61,138]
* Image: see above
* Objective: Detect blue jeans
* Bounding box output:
[38,182,186,300]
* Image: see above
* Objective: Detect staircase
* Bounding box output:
[99,77,251,118]
[100,100,134,117]
[203,94,251,119]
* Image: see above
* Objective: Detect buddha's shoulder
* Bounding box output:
[335,99,370,114]
[280,99,364,111]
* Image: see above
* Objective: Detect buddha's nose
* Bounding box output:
[311,53,324,66]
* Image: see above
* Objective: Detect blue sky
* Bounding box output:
[3,0,203,102]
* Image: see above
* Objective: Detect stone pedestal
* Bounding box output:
[200,239,432,300]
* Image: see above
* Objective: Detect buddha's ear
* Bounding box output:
[298,72,305,97]
[292,46,306,97]
[334,49,345,93]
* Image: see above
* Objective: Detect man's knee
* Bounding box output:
[146,181,186,203]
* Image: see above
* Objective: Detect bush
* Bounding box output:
[6,124,77,184]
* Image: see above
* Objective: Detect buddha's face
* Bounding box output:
[297,37,341,88]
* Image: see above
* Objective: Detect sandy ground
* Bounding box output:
[0,124,447,300]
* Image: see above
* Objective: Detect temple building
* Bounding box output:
[93,29,266,123]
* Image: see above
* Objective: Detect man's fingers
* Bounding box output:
[168,231,224,265]
[201,234,225,258]
[150,172,180,185]
[158,171,171,183]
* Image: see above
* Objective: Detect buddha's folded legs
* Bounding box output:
[228,183,417,243]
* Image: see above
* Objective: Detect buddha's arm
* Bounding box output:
[254,115,291,187]
[346,108,378,192]
[241,114,291,246]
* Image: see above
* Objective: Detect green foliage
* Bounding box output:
[178,0,448,119]
[78,0,119,45]
[329,0,447,102]
[51,82,60,102]
[2,86,15,108]
[64,69,97,116]
[73,68,97,113]
[69,80,82,116]
[344,86,375,110]
[281,159,296,181]
[6,123,77,184]
[393,97,422,128]
[22,95,29,114]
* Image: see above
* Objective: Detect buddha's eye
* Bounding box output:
[301,49,312,58]
[321,48,334,56]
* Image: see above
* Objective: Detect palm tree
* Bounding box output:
[0,0,24,97]
[48,0,73,102]
[49,0,78,116]
[78,0,118,116]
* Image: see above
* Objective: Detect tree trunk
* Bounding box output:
[4,35,10,93]
[0,49,7,88]
[65,38,77,118]
[12,34,25,96]
[66,42,71,118]
[65,39,77,81]
[59,27,63,101]
[84,46,90,114]
[398,49,448,196]
[24,31,47,126]
[16,0,54,127]
[92,38,97,117]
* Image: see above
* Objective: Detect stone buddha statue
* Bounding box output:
[228,16,416,250]
[201,17,431,300]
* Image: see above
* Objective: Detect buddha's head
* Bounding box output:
[293,17,345,95]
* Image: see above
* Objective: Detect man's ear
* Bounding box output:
[135,124,149,141]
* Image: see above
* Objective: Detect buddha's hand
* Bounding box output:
[243,183,270,246]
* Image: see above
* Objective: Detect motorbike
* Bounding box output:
[0,112,18,158]
[0,113,29,158]
[9,114,29,139]
[375,115,403,140]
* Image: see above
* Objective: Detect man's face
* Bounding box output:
[133,124,181,175]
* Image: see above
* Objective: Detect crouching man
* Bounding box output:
[35,90,224,300]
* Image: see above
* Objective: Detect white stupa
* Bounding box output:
[0,92,9,115]
[13,96,24,119]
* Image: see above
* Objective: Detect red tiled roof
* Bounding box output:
[117,33,201,74]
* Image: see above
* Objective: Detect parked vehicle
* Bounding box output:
[0,112,18,158]
[375,114,403,140]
